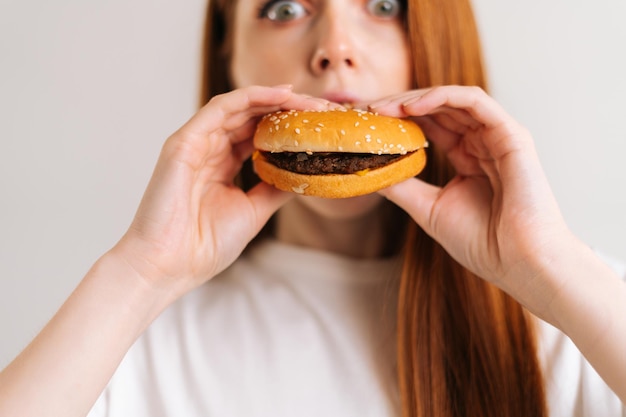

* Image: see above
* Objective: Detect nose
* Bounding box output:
[310,14,358,75]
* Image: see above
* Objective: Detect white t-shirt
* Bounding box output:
[88,239,624,417]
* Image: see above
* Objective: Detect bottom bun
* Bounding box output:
[253,150,427,198]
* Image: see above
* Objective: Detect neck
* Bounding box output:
[274,198,406,259]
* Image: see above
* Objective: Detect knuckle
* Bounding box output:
[469,85,486,96]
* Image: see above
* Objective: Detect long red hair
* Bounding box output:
[201,1,547,416]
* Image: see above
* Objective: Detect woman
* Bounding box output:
[1,0,624,416]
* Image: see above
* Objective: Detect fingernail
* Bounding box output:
[369,98,392,109]
[311,100,331,110]
[327,102,346,111]
[272,84,293,90]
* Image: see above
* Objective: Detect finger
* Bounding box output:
[428,111,471,137]
[220,96,339,139]
[367,89,430,113]
[370,91,482,135]
[402,86,531,160]
[402,86,508,129]
[184,86,333,139]
[246,182,294,239]
[185,86,291,136]
[411,115,460,152]
[478,158,503,204]
[378,177,441,238]
[425,107,482,134]
[368,88,493,134]
[369,95,479,150]
[410,115,482,177]
[225,117,261,158]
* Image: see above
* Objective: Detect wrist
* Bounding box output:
[88,247,178,330]
[542,239,622,332]
[0,247,179,417]
[530,233,626,401]
[513,231,622,335]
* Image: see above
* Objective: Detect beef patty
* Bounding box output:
[261,151,411,175]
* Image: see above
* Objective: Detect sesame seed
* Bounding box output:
[366,137,372,143]
[401,129,407,133]
[317,123,324,127]
[355,121,360,127]
[291,183,309,194]
[303,119,309,123]
[314,127,321,132]
[362,116,368,120]
[295,128,301,134]
[377,138,382,144]
[285,123,290,129]
[338,146,343,151]
[295,140,299,146]
[370,125,376,130]
[355,141,361,145]
[340,129,346,135]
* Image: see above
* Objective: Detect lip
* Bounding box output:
[322,91,361,105]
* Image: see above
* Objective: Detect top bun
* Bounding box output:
[253,108,426,155]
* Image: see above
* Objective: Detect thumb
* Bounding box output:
[379,177,440,237]
[246,182,294,238]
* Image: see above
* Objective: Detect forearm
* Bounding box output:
[531,236,626,402]
[0,250,171,417]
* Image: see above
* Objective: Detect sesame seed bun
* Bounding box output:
[252,108,428,198]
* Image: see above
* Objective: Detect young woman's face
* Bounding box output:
[230,0,411,102]
[230,0,412,219]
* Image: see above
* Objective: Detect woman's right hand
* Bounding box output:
[112,85,334,300]
[0,86,338,417]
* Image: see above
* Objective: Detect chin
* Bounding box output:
[293,193,386,221]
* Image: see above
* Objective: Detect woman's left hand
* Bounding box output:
[368,86,571,314]
[368,86,626,402]
[370,86,626,402]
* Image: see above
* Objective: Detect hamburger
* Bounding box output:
[252,108,427,198]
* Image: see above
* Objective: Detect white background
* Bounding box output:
[1,0,625,368]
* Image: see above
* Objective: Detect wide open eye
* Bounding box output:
[258,0,308,22]
[366,0,403,19]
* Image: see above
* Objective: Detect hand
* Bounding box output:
[369,86,571,310]
[113,86,334,298]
